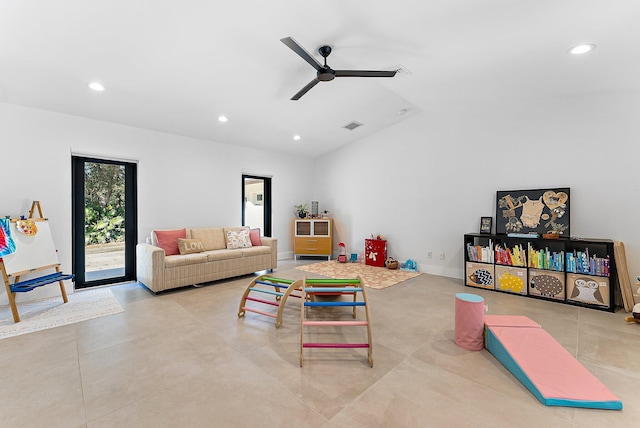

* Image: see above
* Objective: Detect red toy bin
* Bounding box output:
[365,239,387,267]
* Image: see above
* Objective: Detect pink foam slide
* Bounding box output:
[484,315,622,410]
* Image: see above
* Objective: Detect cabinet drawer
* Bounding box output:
[295,237,331,254]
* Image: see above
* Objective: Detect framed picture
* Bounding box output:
[480,217,492,234]
[496,188,570,235]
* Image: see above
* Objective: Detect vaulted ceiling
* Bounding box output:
[1,1,639,157]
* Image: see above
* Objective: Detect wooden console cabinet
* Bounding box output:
[294,219,332,260]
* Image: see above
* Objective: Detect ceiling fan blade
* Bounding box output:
[291,78,320,100]
[280,36,322,71]
[335,70,397,78]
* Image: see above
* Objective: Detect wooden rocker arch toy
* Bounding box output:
[237,275,304,328]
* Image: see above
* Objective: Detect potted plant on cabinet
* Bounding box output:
[294,204,309,218]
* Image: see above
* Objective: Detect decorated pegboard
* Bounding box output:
[496,188,570,236]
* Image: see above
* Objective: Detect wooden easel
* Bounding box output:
[29,200,44,219]
[1,201,72,323]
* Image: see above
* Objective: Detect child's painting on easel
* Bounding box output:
[0,218,17,257]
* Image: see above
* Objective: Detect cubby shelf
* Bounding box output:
[464,233,617,312]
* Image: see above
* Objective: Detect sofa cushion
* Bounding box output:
[154,228,186,256]
[226,228,252,249]
[241,246,271,257]
[204,249,244,262]
[189,228,226,251]
[249,228,262,246]
[164,252,209,268]
[178,238,205,255]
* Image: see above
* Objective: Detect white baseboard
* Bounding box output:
[278,251,294,260]
[417,264,463,280]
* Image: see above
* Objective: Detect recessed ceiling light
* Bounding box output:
[218,115,228,123]
[293,135,301,141]
[88,82,106,91]
[569,44,596,55]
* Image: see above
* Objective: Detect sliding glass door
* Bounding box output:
[72,156,137,288]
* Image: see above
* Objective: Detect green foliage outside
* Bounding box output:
[84,163,125,245]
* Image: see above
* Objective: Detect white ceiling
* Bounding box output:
[1,0,639,158]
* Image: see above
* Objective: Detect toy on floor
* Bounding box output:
[299,276,373,367]
[238,275,304,328]
[484,315,622,410]
[337,242,347,263]
[385,257,398,269]
[401,259,418,272]
[625,303,640,324]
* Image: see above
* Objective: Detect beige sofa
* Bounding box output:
[136,227,277,293]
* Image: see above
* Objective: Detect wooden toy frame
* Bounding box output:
[238,274,304,328]
[299,276,373,367]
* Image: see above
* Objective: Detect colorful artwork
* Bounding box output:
[0,218,17,257]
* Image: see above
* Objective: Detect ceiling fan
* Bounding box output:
[280,36,397,100]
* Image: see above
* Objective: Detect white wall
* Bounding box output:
[3,89,639,306]
[0,103,314,304]
[312,90,640,284]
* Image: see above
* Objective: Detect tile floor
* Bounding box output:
[1,259,639,427]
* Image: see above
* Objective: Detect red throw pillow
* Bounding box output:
[155,228,186,256]
[249,228,262,246]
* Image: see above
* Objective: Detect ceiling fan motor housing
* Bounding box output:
[318,46,335,81]
[318,68,335,81]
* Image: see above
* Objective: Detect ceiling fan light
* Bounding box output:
[218,115,228,123]
[569,44,596,55]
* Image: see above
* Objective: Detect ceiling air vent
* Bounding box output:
[343,121,364,131]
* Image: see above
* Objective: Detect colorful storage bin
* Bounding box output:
[466,262,495,290]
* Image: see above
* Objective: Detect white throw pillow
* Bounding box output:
[226,229,252,249]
